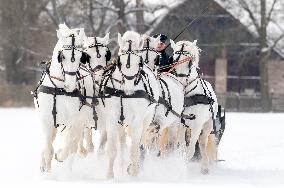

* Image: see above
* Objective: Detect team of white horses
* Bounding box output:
[34,24,219,178]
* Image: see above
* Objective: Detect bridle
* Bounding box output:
[173,44,201,92]
[87,36,111,70]
[117,40,143,85]
[140,38,159,65]
[174,44,198,78]
[56,34,84,80]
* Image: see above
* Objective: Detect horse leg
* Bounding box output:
[40,123,57,172]
[105,126,117,179]
[207,134,217,165]
[55,119,84,162]
[176,125,186,149]
[127,132,141,176]
[77,128,88,158]
[198,120,213,174]
[84,128,94,153]
[141,122,159,152]
[158,128,169,156]
[127,122,143,177]
[184,124,202,162]
[118,126,127,171]
[98,127,107,154]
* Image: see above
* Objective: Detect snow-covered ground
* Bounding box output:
[0,108,284,188]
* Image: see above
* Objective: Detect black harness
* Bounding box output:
[99,59,156,125]
[184,94,214,107]
[33,68,83,128]
[33,34,98,129]
[98,40,162,125]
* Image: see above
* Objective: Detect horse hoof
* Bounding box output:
[97,148,105,156]
[127,164,139,177]
[54,153,63,162]
[78,148,88,158]
[87,144,94,153]
[106,172,114,179]
[201,168,209,175]
[40,166,45,173]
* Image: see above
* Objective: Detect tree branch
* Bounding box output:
[43,7,59,27]
[239,0,260,31]
[95,8,108,35]
[269,33,284,50]
[267,0,278,25]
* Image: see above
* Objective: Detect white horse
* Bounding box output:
[140,35,185,155]
[54,33,112,161]
[99,31,159,178]
[79,33,112,154]
[34,24,86,172]
[170,39,218,174]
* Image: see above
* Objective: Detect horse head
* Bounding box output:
[51,24,86,92]
[82,33,111,73]
[140,34,160,70]
[170,39,201,82]
[117,31,144,89]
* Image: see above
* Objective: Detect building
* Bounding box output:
[150,0,284,111]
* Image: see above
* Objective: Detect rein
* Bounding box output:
[118,44,143,85]
[77,59,118,81]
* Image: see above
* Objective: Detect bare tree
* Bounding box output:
[219,0,284,111]
[0,0,50,84]
[0,0,168,84]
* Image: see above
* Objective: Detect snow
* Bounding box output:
[0,108,284,187]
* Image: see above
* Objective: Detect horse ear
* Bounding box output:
[83,37,93,48]
[58,23,70,32]
[139,36,144,49]
[78,28,86,43]
[103,32,110,45]
[153,36,160,46]
[170,39,176,50]
[141,34,148,41]
[57,30,66,43]
[118,33,123,47]
[193,40,197,45]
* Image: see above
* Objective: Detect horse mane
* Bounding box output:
[121,31,141,51]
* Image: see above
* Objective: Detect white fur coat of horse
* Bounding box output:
[34,24,86,172]
[170,39,218,174]
[139,35,185,155]
[99,31,159,178]
[54,32,115,163]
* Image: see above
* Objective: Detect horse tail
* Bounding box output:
[207,134,217,164]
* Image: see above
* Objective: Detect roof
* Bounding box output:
[215,0,284,58]
[145,0,284,58]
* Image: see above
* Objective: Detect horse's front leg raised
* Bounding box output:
[55,119,84,162]
[77,127,94,158]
